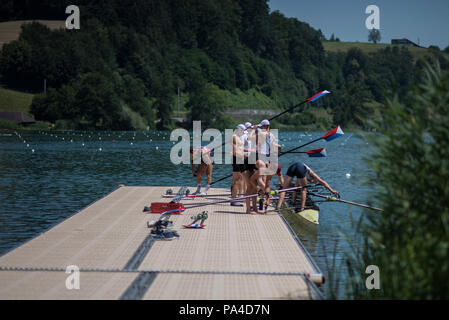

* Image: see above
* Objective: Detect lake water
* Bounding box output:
[0,129,375,298]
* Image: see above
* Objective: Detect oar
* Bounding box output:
[280,126,344,156]
[268,90,331,122]
[163,193,231,198]
[307,192,383,211]
[213,90,331,151]
[210,147,327,186]
[285,148,327,157]
[161,186,305,214]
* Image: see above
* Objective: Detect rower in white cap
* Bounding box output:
[230,124,247,206]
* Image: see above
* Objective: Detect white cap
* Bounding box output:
[236,124,246,131]
[244,122,252,129]
[259,119,270,127]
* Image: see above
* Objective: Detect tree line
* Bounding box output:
[0,0,447,130]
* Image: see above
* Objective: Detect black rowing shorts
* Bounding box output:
[286,162,307,179]
[232,156,246,173]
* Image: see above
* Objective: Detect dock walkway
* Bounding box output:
[0,186,323,299]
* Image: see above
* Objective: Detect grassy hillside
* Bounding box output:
[0,87,34,114]
[323,41,430,60]
[0,20,65,48]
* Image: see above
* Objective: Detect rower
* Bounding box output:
[245,159,266,214]
[230,124,247,206]
[251,119,282,206]
[276,162,339,212]
[190,146,213,195]
[250,119,281,162]
[262,162,284,208]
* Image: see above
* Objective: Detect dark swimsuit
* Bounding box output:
[286,162,308,179]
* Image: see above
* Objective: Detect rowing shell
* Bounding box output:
[296,208,319,225]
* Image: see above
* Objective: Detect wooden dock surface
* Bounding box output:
[0,186,323,300]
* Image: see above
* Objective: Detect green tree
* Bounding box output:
[0,40,34,89]
[348,62,449,299]
[186,82,230,129]
[152,69,175,130]
[368,29,381,44]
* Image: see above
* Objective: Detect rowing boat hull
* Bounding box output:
[296,208,319,225]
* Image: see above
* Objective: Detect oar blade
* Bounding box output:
[322,125,344,142]
[306,148,327,157]
[307,90,331,102]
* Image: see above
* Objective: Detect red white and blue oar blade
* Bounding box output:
[307,90,330,102]
[322,126,344,142]
[306,148,327,157]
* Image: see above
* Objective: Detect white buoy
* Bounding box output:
[82,143,85,146]
[31,149,35,153]
[156,146,159,150]
[346,173,351,179]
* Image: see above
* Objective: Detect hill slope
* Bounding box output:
[323,41,430,60]
[0,87,33,114]
[0,20,65,48]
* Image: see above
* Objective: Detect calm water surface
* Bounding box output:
[0,129,375,297]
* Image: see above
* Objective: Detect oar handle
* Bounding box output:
[210,173,233,185]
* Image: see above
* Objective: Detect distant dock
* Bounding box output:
[0,186,323,299]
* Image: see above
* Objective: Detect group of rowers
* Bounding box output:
[190,119,339,214]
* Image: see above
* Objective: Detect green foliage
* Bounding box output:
[368,29,381,44]
[0,87,34,113]
[0,119,18,129]
[347,62,449,299]
[0,1,441,130]
[186,82,230,130]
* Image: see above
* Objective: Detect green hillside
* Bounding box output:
[323,41,431,60]
[0,87,33,113]
[0,20,65,48]
[1,1,447,131]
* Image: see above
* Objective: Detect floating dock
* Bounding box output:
[0,186,323,299]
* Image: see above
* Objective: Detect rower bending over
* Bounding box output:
[190,146,213,195]
[261,162,284,208]
[276,162,339,212]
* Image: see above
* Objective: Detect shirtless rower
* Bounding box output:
[245,159,266,214]
[276,162,339,212]
[230,124,248,206]
[190,146,213,195]
[251,119,282,208]
[261,162,284,208]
